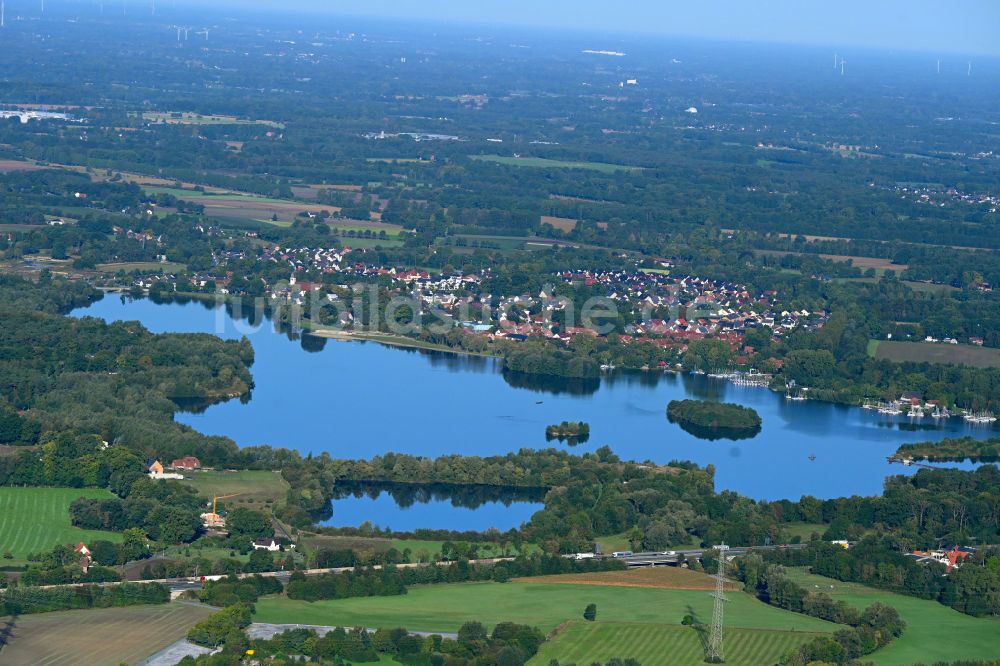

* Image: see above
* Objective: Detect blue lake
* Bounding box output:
[73,296,993,515]
[324,493,543,532]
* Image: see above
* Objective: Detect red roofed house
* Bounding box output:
[945,547,972,572]
[171,456,202,471]
[75,543,92,573]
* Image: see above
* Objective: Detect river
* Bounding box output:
[73,296,992,512]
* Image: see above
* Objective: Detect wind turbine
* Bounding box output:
[1,0,5,28]
[968,61,972,76]
[937,59,941,75]
[197,28,209,40]
[840,59,846,76]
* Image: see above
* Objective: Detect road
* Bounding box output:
[4,547,806,597]
[616,543,807,568]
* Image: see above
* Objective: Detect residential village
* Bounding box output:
[122,239,830,357]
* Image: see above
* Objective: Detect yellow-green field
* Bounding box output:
[784,568,1000,666]
[531,622,823,666]
[253,580,834,635]
[0,487,121,562]
[869,339,1000,369]
[179,470,289,512]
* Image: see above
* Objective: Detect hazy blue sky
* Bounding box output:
[210,0,999,56]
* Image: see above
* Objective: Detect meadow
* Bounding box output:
[179,470,289,512]
[870,339,1000,369]
[784,568,1000,666]
[0,487,121,562]
[252,580,834,635]
[530,622,824,666]
[143,186,341,224]
[0,603,212,666]
[471,155,639,173]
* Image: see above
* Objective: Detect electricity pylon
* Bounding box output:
[706,544,729,663]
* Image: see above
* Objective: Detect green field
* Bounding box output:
[471,155,639,173]
[0,487,121,562]
[179,470,289,512]
[531,622,823,666]
[0,602,213,666]
[784,568,1000,666]
[143,186,291,205]
[780,522,828,542]
[869,339,1000,368]
[253,581,834,635]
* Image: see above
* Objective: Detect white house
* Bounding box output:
[252,538,282,552]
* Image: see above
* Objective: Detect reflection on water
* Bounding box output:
[502,369,601,396]
[325,482,545,532]
[73,296,996,502]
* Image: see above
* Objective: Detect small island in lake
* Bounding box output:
[545,421,591,445]
[666,399,762,441]
[893,436,1000,463]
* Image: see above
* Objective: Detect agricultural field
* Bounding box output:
[0,159,45,173]
[869,339,1000,369]
[783,568,1000,666]
[299,534,393,557]
[252,580,834,635]
[530,622,823,666]
[754,249,907,274]
[470,155,639,173]
[512,566,741,591]
[540,215,578,232]
[0,487,121,562]
[179,470,289,512]
[817,254,908,273]
[141,111,283,127]
[291,184,363,199]
[0,603,213,666]
[142,186,341,224]
[326,220,406,237]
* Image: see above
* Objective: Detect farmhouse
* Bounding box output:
[75,542,92,573]
[171,456,202,470]
[148,459,185,480]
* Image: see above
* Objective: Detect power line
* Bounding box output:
[706,544,729,663]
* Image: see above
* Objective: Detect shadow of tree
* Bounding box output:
[0,614,18,649]
[685,603,709,653]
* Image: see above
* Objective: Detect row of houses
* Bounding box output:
[146,456,203,479]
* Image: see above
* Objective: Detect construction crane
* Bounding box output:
[201,492,242,529]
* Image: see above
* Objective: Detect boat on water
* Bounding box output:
[931,406,951,419]
[963,410,997,424]
[729,371,772,387]
[877,401,903,415]
[908,404,925,418]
